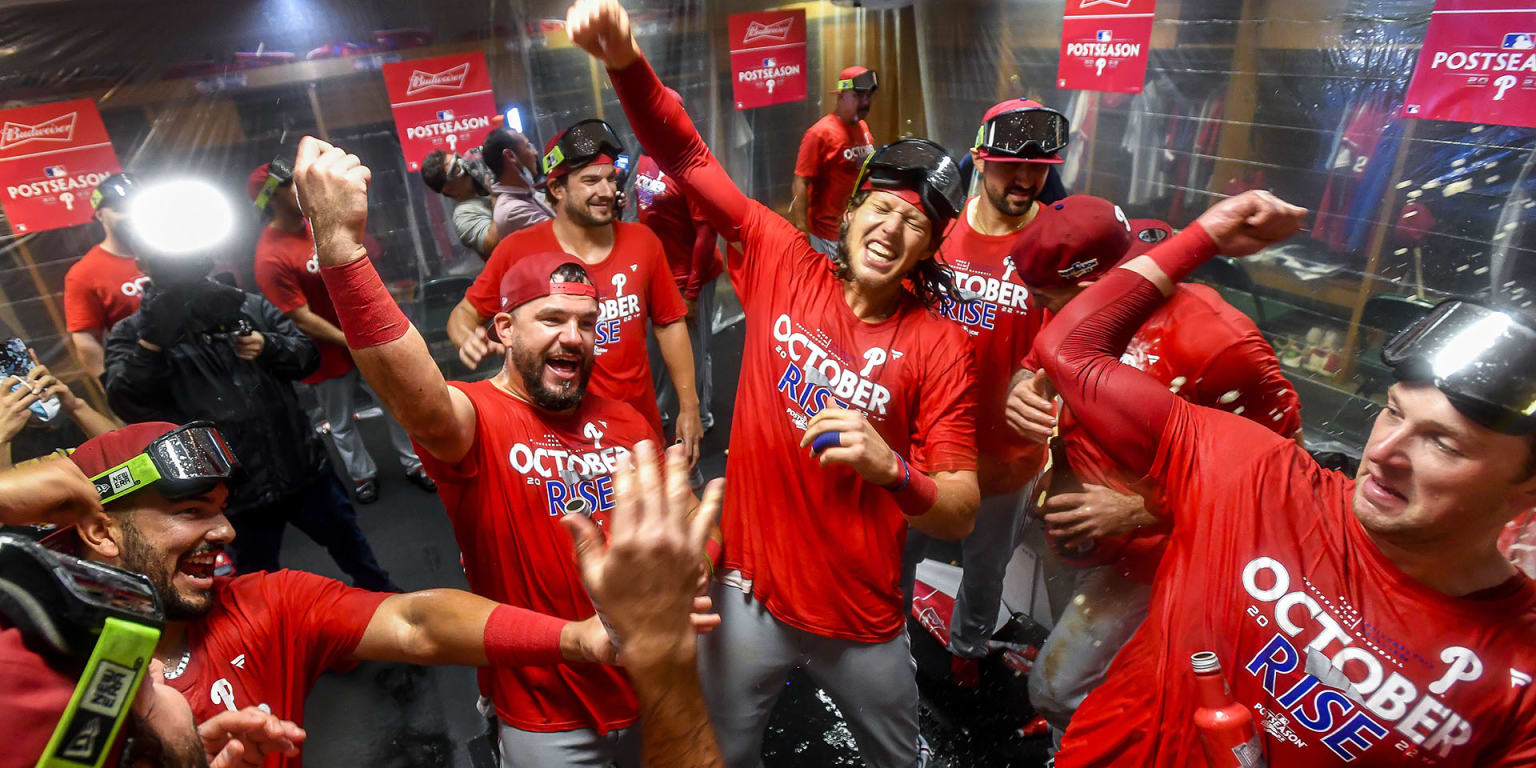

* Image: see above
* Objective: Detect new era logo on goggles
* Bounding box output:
[854,138,966,226]
[89,421,241,505]
[976,107,1071,159]
[837,70,879,92]
[1383,298,1536,435]
[543,119,625,176]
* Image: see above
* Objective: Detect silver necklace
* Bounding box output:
[163,645,191,680]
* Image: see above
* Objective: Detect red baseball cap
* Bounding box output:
[833,65,876,92]
[1124,218,1174,260]
[498,251,598,312]
[1010,195,1133,289]
[975,99,1065,165]
[39,422,180,552]
[246,163,273,202]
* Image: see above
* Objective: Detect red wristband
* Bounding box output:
[887,459,938,517]
[1144,221,1219,286]
[705,537,723,571]
[484,603,568,667]
[319,257,411,348]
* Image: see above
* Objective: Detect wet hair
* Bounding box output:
[828,190,956,311]
[550,262,592,286]
[420,149,449,193]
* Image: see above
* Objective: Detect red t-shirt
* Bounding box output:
[935,198,1049,495]
[1045,283,1303,579]
[417,379,657,733]
[633,155,722,299]
[251,224,354,385]
[168,571,389,768]
[63,245,147,334]
[794,113,875,241]
[723,201,977,642]
[464,220,688,437]
[1056,400,1536,768]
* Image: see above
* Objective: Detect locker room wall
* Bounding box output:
[0,0,1530,450]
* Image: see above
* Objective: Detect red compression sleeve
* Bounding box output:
[685,221,717,300]
[1032,224,1218,477]
[608,58,752,241]
[1147,222,1218,286]
[483,603,568,667]
[319,257,410,349]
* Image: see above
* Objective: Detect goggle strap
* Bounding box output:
[542,145,566,174]
[90,453,162,504]
[38,617,161,768]
[252,173,283,213]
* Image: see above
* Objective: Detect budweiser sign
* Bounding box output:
[1,112,77,151]
[406,63,470,96]
[744,18,794,44]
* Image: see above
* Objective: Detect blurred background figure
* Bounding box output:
[482,127,554,243]
[790,65,877,255]
[420,148,499,260]
[65,174,149,380]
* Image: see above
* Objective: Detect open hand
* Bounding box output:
[1004,368,1056,444]
[457,325,505,370]
[200,707,306,768]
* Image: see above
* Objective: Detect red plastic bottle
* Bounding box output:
[1191,651,1267,768]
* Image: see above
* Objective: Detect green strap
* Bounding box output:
[38,618,162,768]
[90,454,162,505]
[542,145,567,174]
[836,78,854,91]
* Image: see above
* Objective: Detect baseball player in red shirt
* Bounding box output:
[65,174,150,379]
[28,416,723,768]
[633,147,722,437]
[791,65,878,255]
[247,162,433,503]
[292,132,725,767]
[1036,189,1536,767]
[446,121,703,464]
[1003,196,1303,737]
[568,2,979,765]
[900,98,1067,689]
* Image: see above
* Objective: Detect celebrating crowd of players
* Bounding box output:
[7,0,1536,766]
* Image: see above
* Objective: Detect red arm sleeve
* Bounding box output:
[684,216,717,300]
[646,239,688,326]
[608,58,753,242]
[1032,224,1219,477]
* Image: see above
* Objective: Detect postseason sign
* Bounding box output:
[382,53,498,172]
[729,10,807,110]
[1057,0,1157,94]
[0,99,122,234]
[1402,0,1536,129]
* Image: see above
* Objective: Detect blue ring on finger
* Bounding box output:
[811,431,842,454]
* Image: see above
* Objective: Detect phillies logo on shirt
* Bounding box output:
[406,63,469,95]
[772,313,893,421]
[595,273,642,349]
[1239,556,1483,760]
[0,112,76,151]
[743,17,793,44]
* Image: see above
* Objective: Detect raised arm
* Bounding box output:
[292,136,479,465]
[567,0,751,243]
[1033,191,1306,477]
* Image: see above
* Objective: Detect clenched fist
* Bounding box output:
[1194,190,1306,258]
[292,136,373,268]
[566,0,643,70]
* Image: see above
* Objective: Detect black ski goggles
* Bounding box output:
[837,70,879,93]
[89,421,240,505]
[543,119,625,176]
[855,139,966,226]
[1383,298,1536,435]
[975,107,1070,160]
[252,156,294,214]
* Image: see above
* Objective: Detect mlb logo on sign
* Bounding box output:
[762,57,776,67]
[436,109,455,121]
[43,165,66,177]
[1504,32,1535,50]
[1096,29,1112,42]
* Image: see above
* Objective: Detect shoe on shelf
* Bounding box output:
[951,654,981,689]
[354,478,379,504]
[407,467,437,493]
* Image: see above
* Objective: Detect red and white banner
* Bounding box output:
[0,99,122,234]
[1402,0,1536,129]
[381,52,499,172]
[728,9,807,111]
[1056,0,1157,94]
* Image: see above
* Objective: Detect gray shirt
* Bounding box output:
[491,182,555,240]
[452,196,495,257]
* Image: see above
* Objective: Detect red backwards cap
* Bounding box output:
[499,251,598,312]
[1123,218,1174,261]
[40,421,181,552]
[1010,195,1133,289]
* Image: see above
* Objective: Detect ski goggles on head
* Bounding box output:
[1382,298,1536,435]
[542,119,625,176]
[855,139,966,226]
[0,533,163,768]
[89,421,240,505]
[837,70,879,93]
[252,157,294,213]
[975,107,1070,161]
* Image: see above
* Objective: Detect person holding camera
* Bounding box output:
[249,161,433,504]
[101,227,398,592]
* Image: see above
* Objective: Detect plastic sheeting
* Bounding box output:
[0,0,1531,449]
